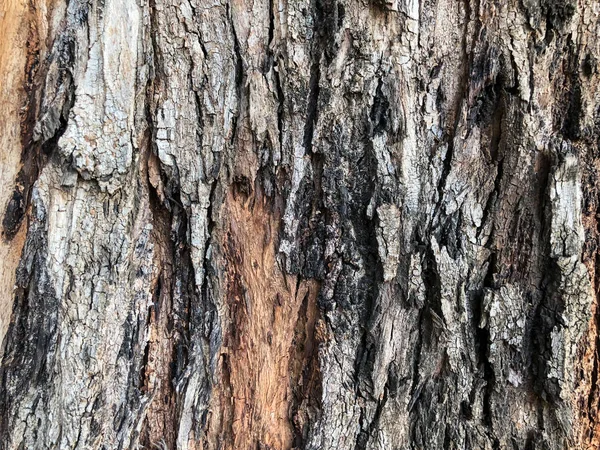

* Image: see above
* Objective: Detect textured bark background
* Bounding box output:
[1,0,599,448]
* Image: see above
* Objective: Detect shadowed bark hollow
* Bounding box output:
[0,0,599,449]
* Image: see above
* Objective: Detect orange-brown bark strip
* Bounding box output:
[138,145,179,449]
[577,144,600,450]
[0,0,56,358]
[198,188,322,450]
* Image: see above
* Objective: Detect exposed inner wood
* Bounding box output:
[138,147,179,449]
[0,0,34,359]
[578,144,600,449]
[200,189,321,450]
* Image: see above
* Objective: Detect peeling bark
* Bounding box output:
[1,0,600,449]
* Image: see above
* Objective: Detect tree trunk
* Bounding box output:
[1,0,599,448]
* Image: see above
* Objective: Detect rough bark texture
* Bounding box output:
[1,0,600,449]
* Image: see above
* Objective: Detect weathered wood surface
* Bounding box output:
[1,0,599,449]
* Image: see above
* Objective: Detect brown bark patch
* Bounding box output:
[2,0,58,242]
[138,237,178,448]
[137,132,179,449]
[0,0,47,358]
[577,157,600,449]
[205,189,322,450]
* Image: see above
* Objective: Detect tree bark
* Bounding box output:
[1,0,599,448]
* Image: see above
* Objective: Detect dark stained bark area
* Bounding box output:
[0,0,599,449]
